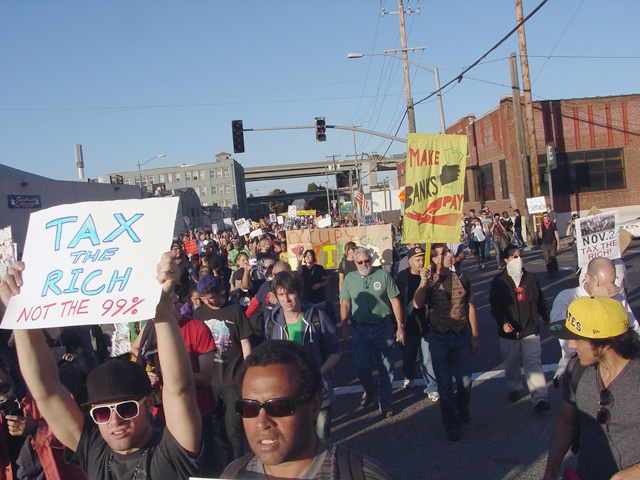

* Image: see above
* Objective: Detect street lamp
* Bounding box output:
[137,154,166,198]
[347,51,447,134]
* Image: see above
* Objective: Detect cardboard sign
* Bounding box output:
[0,226,16,278]
[184,239,199,256]
[575,211,621,268]
[234,218,250,236]
[402,133,467,243]
[1,198,179,330]
[526,196,547,214]
[286,224,393,270]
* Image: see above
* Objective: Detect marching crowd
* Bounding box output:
[0,210,638,480]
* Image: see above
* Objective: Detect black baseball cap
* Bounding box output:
[83,360,151,407]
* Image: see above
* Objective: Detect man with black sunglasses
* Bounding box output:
[221,340,393,479]
[544,296,640,480]
[0,252,202,480]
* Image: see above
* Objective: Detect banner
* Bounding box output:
[575,211,621,268]
[1,198,179,330]
[286,224,393,270]
[402,133,467,243]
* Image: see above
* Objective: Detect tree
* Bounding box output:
[304,183,327,213]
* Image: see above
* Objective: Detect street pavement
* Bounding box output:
[327,240,640,480]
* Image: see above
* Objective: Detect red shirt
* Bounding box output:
[179,315,217,416]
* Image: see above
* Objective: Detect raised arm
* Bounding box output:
[154,253,202,455]
[0,263,85,452]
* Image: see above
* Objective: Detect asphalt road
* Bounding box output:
[327,240,640,480]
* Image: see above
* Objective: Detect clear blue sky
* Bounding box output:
[1,0,638,195]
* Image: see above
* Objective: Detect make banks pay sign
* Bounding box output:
[1,197,179,330]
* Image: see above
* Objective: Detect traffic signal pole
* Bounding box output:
[237,124,406,144]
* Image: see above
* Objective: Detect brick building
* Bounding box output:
[450,93,640,226]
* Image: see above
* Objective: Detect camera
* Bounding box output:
[0,396,22,417]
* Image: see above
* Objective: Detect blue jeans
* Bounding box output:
[351,320,396,407]
[402,333,437,394]
[492,239,503,267]
[428,326,473,434]
[484,237,491,258]
[513,228,525,249]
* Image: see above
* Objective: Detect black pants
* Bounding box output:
[541,241,558,275]
[211,384,245,465]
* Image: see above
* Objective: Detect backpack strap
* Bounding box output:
[336,445,365,480]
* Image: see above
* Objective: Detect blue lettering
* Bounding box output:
[103,213,143,243]
[62,268,84,294]
[107,268,132,293]
[45,217,77,251]
[68,215,100,249]
[98,248,119,261]
[83,250,100,263]
[81,270,105,296]
[41,270,63,296]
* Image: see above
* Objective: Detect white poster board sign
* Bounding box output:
[234,218,250,236]
[1,198,179,330]
[575,211,621,269]
[249,228,263,239]
[316,216,332,228]
[526,196,547,214]
[288,205,297,218]
[276,216,284,225]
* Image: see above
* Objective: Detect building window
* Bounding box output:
[135,177,140,186]
[175,172,181,183]
[211,184,217,195]
[149,175,154,184]
[142,177,147,186]
[218,168,223,178]
[200,170,206,179]
[201,186,207,196]
[185,171,191,181]
[167,173,173,183]
[499,159,509,200]
[537,147,626,195]
[194,187,200,196]
[224,167,230,177]
[193,170,200,181]
[125,178,130,185]
[225,184,231,194]
[210,168,216,179]
[474,163,495,201]
[159,174,165,183]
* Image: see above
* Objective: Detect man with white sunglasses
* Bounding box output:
[0,252,202,480]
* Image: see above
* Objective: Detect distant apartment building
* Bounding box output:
[100,152,248,219]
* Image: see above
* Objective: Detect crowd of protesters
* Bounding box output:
[0,206,638,479]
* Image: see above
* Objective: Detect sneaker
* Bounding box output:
[403,379,415,389]
[359,387,378,408]
[427,391,440,402]
[534,400,551,413]
[507,390,520,402]
[379,406,394,418]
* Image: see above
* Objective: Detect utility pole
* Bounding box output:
[383,0,419,133]
[509,52,534,248]
[326,154,341,218]
[515,0,541,197]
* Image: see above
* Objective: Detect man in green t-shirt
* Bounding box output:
[340,247,404,418]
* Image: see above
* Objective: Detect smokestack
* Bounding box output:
[74,144,85,180]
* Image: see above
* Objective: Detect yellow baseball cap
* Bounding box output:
[549,296,628,340]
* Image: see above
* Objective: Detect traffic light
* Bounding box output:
[232,120,245,153]
[315,117,327,142]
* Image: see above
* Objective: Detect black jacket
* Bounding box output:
[489,269,550,339]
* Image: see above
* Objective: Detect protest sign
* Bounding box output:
[184,239,199,256]
[316,216,332,228]
[269,213,276,224]
[249,228,263,239]
[363,214,376,226]
[286,224,393,270]
[1,198,179,330]
[288,205,297,218]
[234,218,250,236]
[575,211,621,269]
[276,216,284,225]
[0,226,16,278]
[526,196,547,214]
[402,133,467,243]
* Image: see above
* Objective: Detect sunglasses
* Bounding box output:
[235,396,305,418]
[355,260,370,265]
[89,397,147,424]
[597,388,612,425]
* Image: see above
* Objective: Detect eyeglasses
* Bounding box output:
[235,396,305,418]
[597,388,612,424]
[263,263,275,270]
[355,260,370,265]
[89,397,147,424]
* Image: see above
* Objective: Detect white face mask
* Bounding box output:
[506,256,523,277]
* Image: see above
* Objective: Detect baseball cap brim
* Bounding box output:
[548,320,586,340]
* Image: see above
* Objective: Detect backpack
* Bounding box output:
[221,445,365,480]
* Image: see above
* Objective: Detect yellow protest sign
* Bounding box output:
[402,133,467,243]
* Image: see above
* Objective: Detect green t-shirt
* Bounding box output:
[339,268,400,324]
[285,315,304,344]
